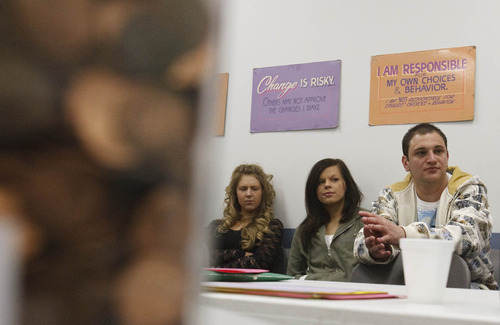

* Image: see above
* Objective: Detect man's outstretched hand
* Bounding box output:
[359,211,406,261]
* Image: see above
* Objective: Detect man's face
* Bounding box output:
[402,131,449,186]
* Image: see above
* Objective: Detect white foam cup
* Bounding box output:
[399,238,455,304]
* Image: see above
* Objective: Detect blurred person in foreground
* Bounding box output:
[0,0,214,323]
[354,123,497,290]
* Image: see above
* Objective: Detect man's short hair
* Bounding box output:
[402,123,448,158]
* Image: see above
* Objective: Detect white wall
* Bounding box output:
[196,0,500,233]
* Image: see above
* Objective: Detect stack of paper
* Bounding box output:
[202,281,399,300]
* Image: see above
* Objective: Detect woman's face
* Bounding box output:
[316,165,346,207]
[236,175,263,216]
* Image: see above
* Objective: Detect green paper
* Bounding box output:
[203,270,293,282]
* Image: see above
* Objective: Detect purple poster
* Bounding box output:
[251,60,341,132]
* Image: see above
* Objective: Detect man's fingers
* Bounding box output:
[359,211,378,218]
[369,224,386,233]
[369,245,391,260]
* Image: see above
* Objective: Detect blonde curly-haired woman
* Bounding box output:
[208,164,284,271]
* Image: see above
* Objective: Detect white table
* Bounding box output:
[194,280,500,325]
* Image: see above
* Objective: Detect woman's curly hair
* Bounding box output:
[217,164,275,250]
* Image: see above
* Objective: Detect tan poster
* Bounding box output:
[369,46,475,125]
[214,73,229,136]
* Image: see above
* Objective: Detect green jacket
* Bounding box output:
[286,210,364,281]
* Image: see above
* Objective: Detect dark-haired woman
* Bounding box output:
[286,158,365,281]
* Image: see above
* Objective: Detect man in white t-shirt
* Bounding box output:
[353,123,497,290]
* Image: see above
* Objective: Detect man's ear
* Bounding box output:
[402,155,410,172]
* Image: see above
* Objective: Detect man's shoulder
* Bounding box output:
[388,173,413,193]
[447,166,472,180]
[447,166,484,194]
